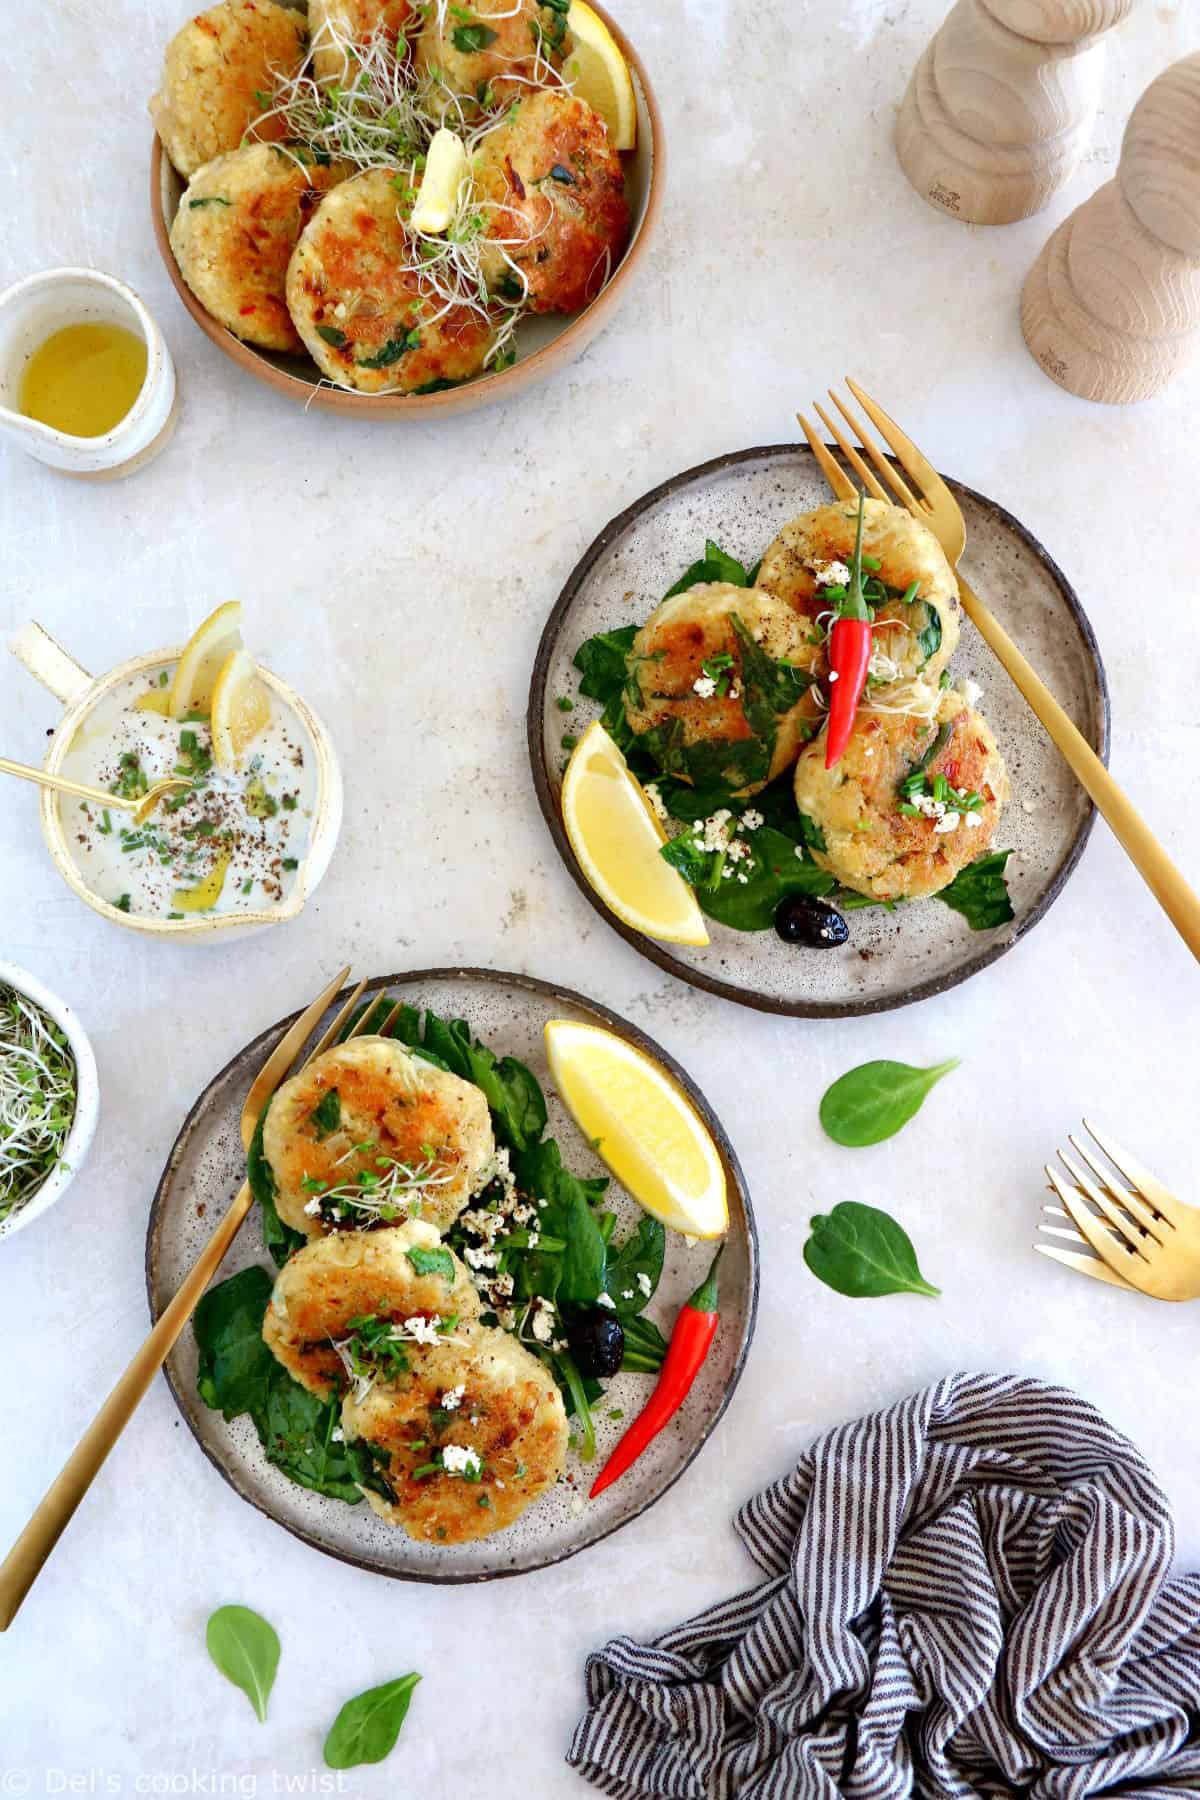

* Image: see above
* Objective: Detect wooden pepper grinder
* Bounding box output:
[1021,52,1200,402]
[895,0,1135,225]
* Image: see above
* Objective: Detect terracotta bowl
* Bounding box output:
[149,4,663,418]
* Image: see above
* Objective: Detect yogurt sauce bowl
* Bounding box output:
[9,621,343,940]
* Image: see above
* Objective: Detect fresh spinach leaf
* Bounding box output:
[205,1605,280,1723]
[573,624,638,702]
[795,810,828,852]
[804,1202,940,1299]
[662,539,751,600]
[405,1245,455,1282]
[620,1310,668,1372]
[729,614,812,737]
[257,1374,365,1500]
[551,1347,596,1460]
[247,1101,305,1267]
[819,1058,960,1147]
[933,850,1014,931]
[603,1216,665,1316]
[324,1674,421,1769]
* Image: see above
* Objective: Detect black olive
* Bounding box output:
[774,893,850,948]
[567,1311,625,1378]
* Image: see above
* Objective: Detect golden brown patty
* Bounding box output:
[309,0,414,82]
[261,1035,495,1239]
[286,169,496,393]
[262,1222,482,1397]
[624,581,822,798]
[757,498,961,688]
[170,146,351,352]
[149,0,306,179]
[414,0,571,117]
[475,91,629,314]
[792,688,1009,902]
[341,1324,568,1542]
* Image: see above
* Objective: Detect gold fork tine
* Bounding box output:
[826,390,923,513]
[1046,1166,1145,1281]
[797,412,856,502]
[1083,1120,1186,1227]
[1033,1241,1142,1291]
[1058,1150,1160,1250]
[1066,1132,1156,1227]
[812,401,891,503]
[845,378,944,505]
[1063,1139,1164,1239]
[374,1000,406,1038]
[306,978,369,1061]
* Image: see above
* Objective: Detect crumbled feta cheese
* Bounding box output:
[441,1444,482,1478]
[303,1197,322,1216]
[728,682,741,700]
[812,559,851,587]
[465,1245,499,1271]
[494,1479,505,1490]
[551,1337,567,1352]
[622,1288,634,1300]
[740,809,764,832]
[489,1272,514,1299]
[828,669,839,682]
[331,1426,344,1443]
[933,812,961,834]
[496,1307,516,1330]
[692,674,717,699]
[596,1292,615,1310]
[965,811,983,829]
[644,782,669,822]
[530,1296,556,1343]
[963,677,982,708]
[737,872,748,884]
[699,808,734,853]
[727,837,751,863]
[636,1272,653,1298]
[404,1314,442,1345]
[442,1384,466,1411]
[526,1231,540,1248]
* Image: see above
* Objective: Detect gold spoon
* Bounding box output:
[0,755,191,826]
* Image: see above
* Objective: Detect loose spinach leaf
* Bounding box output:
[258,1374,364,1501]
[804,1202,940,1299]
[603,1216,665,1317]
[933,850,1015,931]
[195,1266,275,1418]
[573,624,639,702]
[819,1058,960,1147]
[620,1311,669,1372]
[405,1245,455,1282]
[662,539,752,600]
[205,1606,280,1723]
[324,1674,421,1770]
[247,1101,306,1267]
[514,1140,606,1306]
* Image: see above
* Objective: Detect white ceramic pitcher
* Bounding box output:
[0,269,178,479]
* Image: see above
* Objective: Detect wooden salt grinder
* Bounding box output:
[1021,51,1200,402]
[895,0,1135,226]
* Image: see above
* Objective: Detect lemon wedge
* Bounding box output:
[172,850,231,914]
[565,2,636,151]
[168,601,243,720]
[411,128,468,233]
[209,647,271,771]
[545,1019,728,1238]
[561,721,708,947]
[133,690,171,715]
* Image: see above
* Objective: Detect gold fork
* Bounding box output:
[797,379,1200,965]
[1034,1121,1200,1300]
[0,965,407,1631]
[0,754,191,825]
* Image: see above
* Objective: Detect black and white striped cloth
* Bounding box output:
[568,1373,1200,1798]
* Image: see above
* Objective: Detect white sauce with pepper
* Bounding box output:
[58,665,316,918]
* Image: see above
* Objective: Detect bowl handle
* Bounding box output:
[8,622,92,704]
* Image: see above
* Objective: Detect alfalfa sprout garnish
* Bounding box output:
[0,985,77,1225]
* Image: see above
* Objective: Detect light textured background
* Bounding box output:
[2,0,1198,1793]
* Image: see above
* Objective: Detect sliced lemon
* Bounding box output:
[565,2,637,151]
[209,647,271,771]
[172,850,231,914]
[545,1019,728,1238]
[561,721,708,947]
[133,689,171,715]
[411,128,468,233]
[168,601,243,720]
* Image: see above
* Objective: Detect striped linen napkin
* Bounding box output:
[568,1372,1200,1798]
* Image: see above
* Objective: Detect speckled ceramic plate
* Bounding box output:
[146,969,756,1583]
[529,445,1109,1017]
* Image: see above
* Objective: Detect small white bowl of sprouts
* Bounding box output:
[148,0,662,416]
[0,963,99,1243]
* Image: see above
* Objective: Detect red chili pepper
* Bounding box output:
[589,1245,723,1500]
[823,495,873,770]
